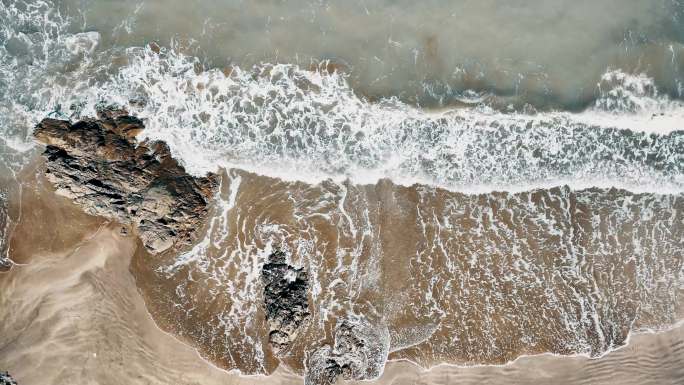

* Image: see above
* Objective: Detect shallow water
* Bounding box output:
[133,169,683,375]
[1,0,683,384]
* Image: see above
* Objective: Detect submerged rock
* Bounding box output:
[261,250,310,355]
[33,109,218,254]
[305,319,389,385]
[0,192,11,272]
[0,372,17,385]
[0,256,10,272]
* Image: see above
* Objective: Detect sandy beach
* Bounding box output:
[1,1,683,382]
[0,162,682,385]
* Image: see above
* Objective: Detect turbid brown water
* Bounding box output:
[129,168,683,377]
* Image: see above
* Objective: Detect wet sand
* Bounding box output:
[368,323,684,385]
[0,166,683,384]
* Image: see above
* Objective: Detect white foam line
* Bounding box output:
[385,318,684,373]
[6,43,677,195]
[213,160,684,195]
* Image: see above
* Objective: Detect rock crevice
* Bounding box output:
[261,250,311,355]
[305,319,389,385]
[33,109,218,254]
[0,372,17,385]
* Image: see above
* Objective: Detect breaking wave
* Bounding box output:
[3,48,684,193]
[0,1,683,194]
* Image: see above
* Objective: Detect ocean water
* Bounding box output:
[1,0,684,190]
[0,0,683,383]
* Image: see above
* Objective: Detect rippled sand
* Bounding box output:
[0,164,683,384]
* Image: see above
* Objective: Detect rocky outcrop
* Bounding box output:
[260,251,389,384]
[0,372,17,385]
[33,109,218,254]
[0,192,12,272]
[0,258,10,272]
[305,319,389,385]
[261,250,310,355]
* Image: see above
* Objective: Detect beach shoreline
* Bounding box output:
[1,159,683,384]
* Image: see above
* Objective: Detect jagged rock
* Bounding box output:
[261,250,310,355]
[0,372,17,385]
[305,319,389,385]
[33,110,218,254]
[0,194,11,272]
[0,256,10,271]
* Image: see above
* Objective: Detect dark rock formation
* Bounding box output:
[261,250,310,355]
[0,192,12,272]
[260,252,388,384]
[0,372,17,385]
[33,109,218,254]
[305,319,389,385]
[0,258,10,272]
